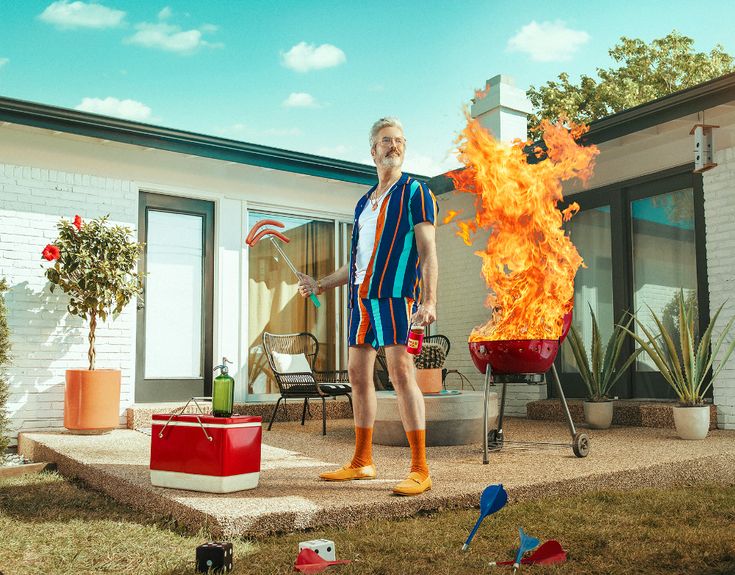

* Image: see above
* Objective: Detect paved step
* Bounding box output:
[527,399,717,429]
[19,421,735,537]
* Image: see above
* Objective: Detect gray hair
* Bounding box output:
[369,117,404,148]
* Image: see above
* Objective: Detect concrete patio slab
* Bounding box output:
[18,419,735,538]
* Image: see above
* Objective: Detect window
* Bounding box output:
[557,167,707,400]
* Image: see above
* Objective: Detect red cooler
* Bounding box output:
[150,413,262,493]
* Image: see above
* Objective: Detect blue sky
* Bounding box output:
[2,1,735,176]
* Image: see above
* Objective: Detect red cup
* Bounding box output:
[406,325,424,355]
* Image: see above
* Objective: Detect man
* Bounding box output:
[297,117,438,496]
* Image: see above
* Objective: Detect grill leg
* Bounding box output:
[483,367,491,464]
[551,364,577,437]
[496,376,508,438]
[301,398,308,425]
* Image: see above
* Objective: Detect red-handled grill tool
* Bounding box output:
[246,219,320,308]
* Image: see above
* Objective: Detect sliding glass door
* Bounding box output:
[247,211,344,399]
[556,167,708,400]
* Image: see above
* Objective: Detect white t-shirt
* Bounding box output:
[354,192,389,285]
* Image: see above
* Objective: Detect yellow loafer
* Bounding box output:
[319,464,377,481]
[392,472,432,496]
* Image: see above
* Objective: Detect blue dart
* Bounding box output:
[462,484,508,551]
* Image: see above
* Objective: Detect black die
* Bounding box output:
[196,542,233,573]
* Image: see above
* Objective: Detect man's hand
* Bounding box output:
[411,302,436,326]
[297,272,321,298]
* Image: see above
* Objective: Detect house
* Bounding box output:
[430,74,735,430]
[2,68,735,441]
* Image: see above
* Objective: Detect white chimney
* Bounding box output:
[470,74,533,143]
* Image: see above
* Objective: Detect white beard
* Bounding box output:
[379,154,402,169]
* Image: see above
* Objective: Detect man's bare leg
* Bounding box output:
[384,344,431,495]
[319,344,377,481]
[384,344,425,430]
[348,344,378,429]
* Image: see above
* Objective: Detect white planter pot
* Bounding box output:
[583,400,613,429]
[673,405,710,440]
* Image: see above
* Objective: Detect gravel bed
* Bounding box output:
[1,453,31,467]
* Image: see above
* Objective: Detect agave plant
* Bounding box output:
[623,290,735,406]
[565,305,643,401]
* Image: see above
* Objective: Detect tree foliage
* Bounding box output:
[0,279,11,454]
[44,216,144,370]
[527,31,735,140]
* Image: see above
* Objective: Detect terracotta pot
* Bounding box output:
[673,405,710,440]
[416,368,443,394]
[64,369,121,432]
[583,400,614,429]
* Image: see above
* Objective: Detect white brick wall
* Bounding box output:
[703,147,735,430]
[435,192,546,416]
[0,162,138,441]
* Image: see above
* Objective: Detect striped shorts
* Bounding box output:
[348,289,418,349]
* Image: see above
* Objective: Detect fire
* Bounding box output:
[450,114,599,342]
[443,209,461,224]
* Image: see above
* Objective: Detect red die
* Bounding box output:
[150,414,262,493]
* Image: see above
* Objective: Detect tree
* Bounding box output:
[527,31,735,140]
[43,215,144,371]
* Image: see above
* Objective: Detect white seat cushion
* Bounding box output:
[271,351,312,374]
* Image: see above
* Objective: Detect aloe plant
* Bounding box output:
[623,290,735,406]
[565,306,643,401]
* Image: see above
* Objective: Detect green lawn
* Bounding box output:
[1,472,734,574]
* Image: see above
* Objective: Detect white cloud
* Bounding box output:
[402,150,461,178]
[281,42,346,73]
[39,1,125,30]
[507,20,589,62]
[157,6,172,20]
[125,22,223,54]
[75,97,152,121]
[0,58,8,69]
[282,92,319,108]
[263,127,302,137]
[317,145,350,159]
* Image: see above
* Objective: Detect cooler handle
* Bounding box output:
[157,396,214,442]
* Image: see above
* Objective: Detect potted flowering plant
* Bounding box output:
[42,215,144,431]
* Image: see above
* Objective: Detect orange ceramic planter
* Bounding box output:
[416,368,443,394]
[64,369,121,431]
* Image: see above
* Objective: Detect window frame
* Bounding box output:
[554,163,709,400]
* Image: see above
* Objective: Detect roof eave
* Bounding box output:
[0,95,426,185]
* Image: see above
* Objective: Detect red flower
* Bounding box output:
[42,244,60,261]
[73,215,82,230]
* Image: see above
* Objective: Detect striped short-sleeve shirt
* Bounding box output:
[348,172,438,308]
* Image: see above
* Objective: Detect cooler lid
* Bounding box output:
[151,413,262,425]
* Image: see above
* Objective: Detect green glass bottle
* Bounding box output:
[212,357,235,418]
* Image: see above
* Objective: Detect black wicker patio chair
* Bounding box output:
[262,331,352,435]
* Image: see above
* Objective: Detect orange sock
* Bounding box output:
[406,429,429,480]
[349,426,373,468]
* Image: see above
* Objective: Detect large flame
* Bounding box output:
[450,114,599,342]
